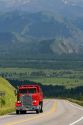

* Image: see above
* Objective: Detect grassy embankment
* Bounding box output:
[68,99,83,106]
[0,77,16,115]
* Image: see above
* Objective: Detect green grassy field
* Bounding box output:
[25,77,83,88]
[0,77,16,115]
[0,68,83,88]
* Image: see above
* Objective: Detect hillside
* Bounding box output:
[0,77,16,115]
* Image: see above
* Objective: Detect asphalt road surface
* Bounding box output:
[0,99,83,125]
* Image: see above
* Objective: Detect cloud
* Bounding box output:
[0,0,32,8]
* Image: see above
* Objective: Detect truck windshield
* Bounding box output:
[28,88,36,94]
[19,89,27,94]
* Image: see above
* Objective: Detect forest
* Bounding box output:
[8,79,83,100]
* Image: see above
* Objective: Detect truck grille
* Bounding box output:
[20,95,32,108]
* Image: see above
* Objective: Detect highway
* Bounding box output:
[0,99,83,125]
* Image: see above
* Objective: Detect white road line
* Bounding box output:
[69,117,83,125]
[67,101,83,111]
[67,101,83,125]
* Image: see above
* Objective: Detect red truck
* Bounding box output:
[15,85,43,114]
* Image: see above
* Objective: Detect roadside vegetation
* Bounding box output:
[0,77,16,115]
[9,79,83,102]
[68,99,83,106]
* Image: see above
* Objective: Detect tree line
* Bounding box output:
[8,79,83,100]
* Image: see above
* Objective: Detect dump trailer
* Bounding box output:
[15,85,43,114]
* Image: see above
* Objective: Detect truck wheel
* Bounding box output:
[36,109,40,114]
[23,110,26,114]
[40,103,43,113]
[20,110,26,114]
[20,111,23,114]
[16,110,19,114]
[36,103,43,114]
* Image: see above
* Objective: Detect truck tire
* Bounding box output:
[20,110,26,114]
[36,109,40,114]
[36,104,41,114]
[36,103,43,114]
[40,103,43,113]
[23,110,26,114]
[16,110,20,114]
[20,111,23,114]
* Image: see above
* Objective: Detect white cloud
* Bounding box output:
[0,0,31,5]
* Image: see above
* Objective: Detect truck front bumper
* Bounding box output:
[16,105,39,111]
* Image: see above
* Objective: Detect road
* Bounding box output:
[0,99,83,125]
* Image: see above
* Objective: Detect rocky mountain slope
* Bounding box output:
[0,0,83,63]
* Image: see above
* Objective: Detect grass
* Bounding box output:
[0,68,83,88]
[26,77,83,88]
[0,107,15,115]
[0,77,16,115]
[68,98,83,106]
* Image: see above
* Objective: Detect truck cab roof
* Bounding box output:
[18,85,42,93]
[19,85,40,88]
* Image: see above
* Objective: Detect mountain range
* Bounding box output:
[0,0,83,65]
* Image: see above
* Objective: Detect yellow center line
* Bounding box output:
[6,100,57,125]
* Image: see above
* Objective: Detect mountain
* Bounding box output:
[0,11,81,53]
[0,0,83,67]
[1,0,83,16]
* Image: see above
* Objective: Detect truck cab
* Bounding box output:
[15,85,43,114]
